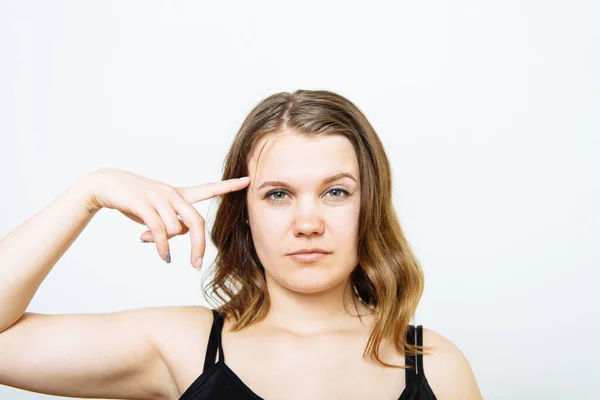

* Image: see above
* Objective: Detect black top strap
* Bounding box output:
[405,325,424,385]
[202,309,226,372]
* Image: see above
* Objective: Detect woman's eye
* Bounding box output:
[269,191,288,201]
[265,188,350,202]
[327,188,349,199]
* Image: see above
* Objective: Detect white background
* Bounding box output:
[1,1,598,399]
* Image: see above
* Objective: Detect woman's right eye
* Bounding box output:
[265,190,288,201]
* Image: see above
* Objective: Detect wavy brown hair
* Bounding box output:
[203,89,431,367]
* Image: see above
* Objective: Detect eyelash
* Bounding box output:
[265,188,351,202]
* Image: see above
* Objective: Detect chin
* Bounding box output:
[278,268,350,294]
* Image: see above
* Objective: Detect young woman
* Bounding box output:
[0,90,483,399]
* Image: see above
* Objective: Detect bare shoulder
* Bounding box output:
[421,327,483,400]
[140,305,216,396]
[138,305,215,365]
[139,304,215,342]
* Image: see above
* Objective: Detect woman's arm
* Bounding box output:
[0,176,98,333]
[0,175,174,399]
[0,169,249,399]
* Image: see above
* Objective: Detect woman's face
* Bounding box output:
[246,131,361,294]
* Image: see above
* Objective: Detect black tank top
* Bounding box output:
[179,309,437,399]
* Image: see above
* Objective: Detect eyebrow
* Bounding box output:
[258,172,358,191]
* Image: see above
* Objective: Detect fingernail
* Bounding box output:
[165,251,171,263]
[195,257,203,270]
[140,239,148,243]
[239,176,250,181]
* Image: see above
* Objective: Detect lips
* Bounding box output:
[287,249,331,263]
[287,248,330,255]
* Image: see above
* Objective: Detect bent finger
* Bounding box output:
[171,196,205,269]
[154,202,186,238]
[139,205,171,263]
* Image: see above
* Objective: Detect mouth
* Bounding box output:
[287,252,330,263]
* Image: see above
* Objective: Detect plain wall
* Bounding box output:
[1,1,598,399]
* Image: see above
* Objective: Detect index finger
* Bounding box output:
[177,177,250,204]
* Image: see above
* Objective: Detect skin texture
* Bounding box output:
[211,130,483,399]
[245,131,372,333]
[0,133,483,399]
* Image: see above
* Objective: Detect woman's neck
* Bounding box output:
[262,276,375,335]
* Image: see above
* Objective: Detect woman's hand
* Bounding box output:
[84,167,250,269]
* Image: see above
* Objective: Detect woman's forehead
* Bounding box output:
[248,132,359,181]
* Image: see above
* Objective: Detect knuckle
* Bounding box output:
[163,186,178,200]
[183,205,204,225]
[176,187,192,202]
[152,225,168,235]
[147,188,168,203]
[163,213,182,234]
[133,195,150,208]
[165,185,178,196]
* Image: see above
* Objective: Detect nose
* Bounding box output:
[292,197,324,237]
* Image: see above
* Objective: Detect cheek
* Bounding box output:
[248,206,287,249]
[331,209,360,246]
[255,215,287,239]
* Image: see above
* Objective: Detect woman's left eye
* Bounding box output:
[326,188,350,199]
